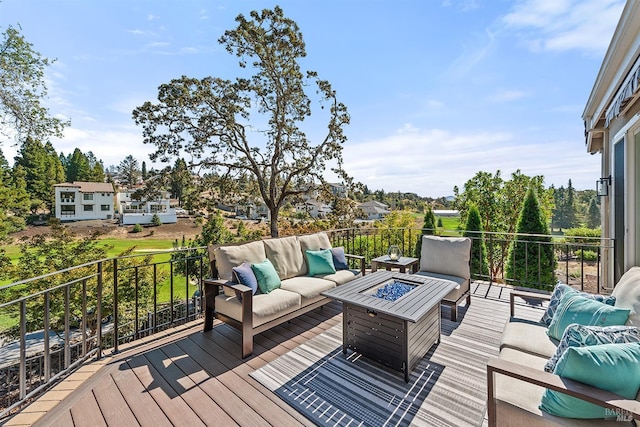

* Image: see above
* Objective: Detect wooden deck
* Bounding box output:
[6,282,546,427]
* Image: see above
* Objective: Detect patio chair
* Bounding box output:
[413,235,472,321]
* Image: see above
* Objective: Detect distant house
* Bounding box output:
[296,199,332,219]
[327,182,347,198]
[54,182,115,221]
[357,200,390,220]
[116,189,177,225]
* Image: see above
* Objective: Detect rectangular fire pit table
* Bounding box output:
[322,271,457,382]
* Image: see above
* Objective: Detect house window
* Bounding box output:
[83,193,93,201]
[83,205,94,212]
[101,205,110,211]
[61,205,75,216]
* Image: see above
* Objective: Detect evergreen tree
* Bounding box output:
[117,155,141,186]
[415,205,436,257]
[169,158,192,206]
[586,198,600,229]
[506,188,556,288]
[14,137,65,210]
[463,204,489,277]
[65,148,91,182]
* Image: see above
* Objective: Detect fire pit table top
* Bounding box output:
[321,271,457,322]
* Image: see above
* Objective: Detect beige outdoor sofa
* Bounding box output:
[413,235,472,321]
[203,232,365,358]
[487,266,640,426]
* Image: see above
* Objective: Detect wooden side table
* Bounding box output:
[370,256,420,274]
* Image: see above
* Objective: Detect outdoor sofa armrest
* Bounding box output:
[509,289,551,317]
[202,278,252,331]
[486,356,640,426]
[344,253,366,276]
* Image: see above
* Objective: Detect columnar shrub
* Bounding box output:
[415,206,436,257]
[506,188,556,288]
[463,204,489,278]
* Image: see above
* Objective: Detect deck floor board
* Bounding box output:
[22,283,543,427]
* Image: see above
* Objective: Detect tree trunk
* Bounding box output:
[269,207,279,237]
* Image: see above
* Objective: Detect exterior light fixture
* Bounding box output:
[596,175,611,197]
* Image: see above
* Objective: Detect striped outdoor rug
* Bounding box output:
[251,297,514,427]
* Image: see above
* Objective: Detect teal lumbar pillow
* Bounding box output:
[540,342,640,419]
[547,293,630,340]
[251,259,281,294]
[305,249,336,276]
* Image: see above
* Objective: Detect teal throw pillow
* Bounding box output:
[306,249,336,276]
[547,293,630,340]
[545,324,640,373]
[251,259,281,294]
[541,283,616,326]
[540,342,640,419]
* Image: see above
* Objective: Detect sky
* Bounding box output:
[0,0,626,197]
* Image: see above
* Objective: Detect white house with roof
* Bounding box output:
[296,199,332,219]
[116,188,177,225]
[583,0,640,287]
[357,200,390,220]
[54,182,115,221]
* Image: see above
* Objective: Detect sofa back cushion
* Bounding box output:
[297,232,332,275]
[298,232,332,252]
[612,266,640,326]
[213,240,267,281]
[419,235,471,279]
[264,235,305,279]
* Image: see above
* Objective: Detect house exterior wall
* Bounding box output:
[54,183,115,221]
[583,1,640,287]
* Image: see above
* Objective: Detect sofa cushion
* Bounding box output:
[298,232,332,253]
[214,289,301,326]
[263,236,305,279]
[419,235,471,279]
[540,342,640,419]
[547,293,631,340]
[545,324,640,373]
[214,240,267,282]
[327,246,349,270]
[232,261,259,300]
[280,276,336,299]
[541,283,616,327]
[501,319,559,358]
[251,259,282,294]
[495,348,629,426]
[611,266,640,327]
[413,271,468,303]
[318,269,360,285]
[305,249,336,276]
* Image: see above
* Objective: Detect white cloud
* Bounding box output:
[503,0,625,53]
[342,126,599,197]
[448,29,497,78]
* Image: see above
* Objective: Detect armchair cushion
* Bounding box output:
[419,235,471,279]
[298,232,332,253]
[540,342,640,419]
[547,293,631,340]
[541,283,616,326]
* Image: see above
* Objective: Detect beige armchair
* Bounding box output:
[413,235,472,321]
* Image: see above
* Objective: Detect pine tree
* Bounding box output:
[506,188,556,288]
[415,205,436,257]
[586,198,600,229]
[463,204,489,277]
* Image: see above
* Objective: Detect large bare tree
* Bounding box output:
[132,6,349,237]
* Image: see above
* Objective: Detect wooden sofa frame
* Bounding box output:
[486,288,640,425]
[203,242,365,358]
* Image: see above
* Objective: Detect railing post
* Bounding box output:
[81,279,87,357]
[170,262,174,324]
[153,263,158,333]
[134,266,139,339]
[19,300,26,400]
[44,291,50,382]
[113,258,119,354]
[97,261,103,360]
[64,285,71,369]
